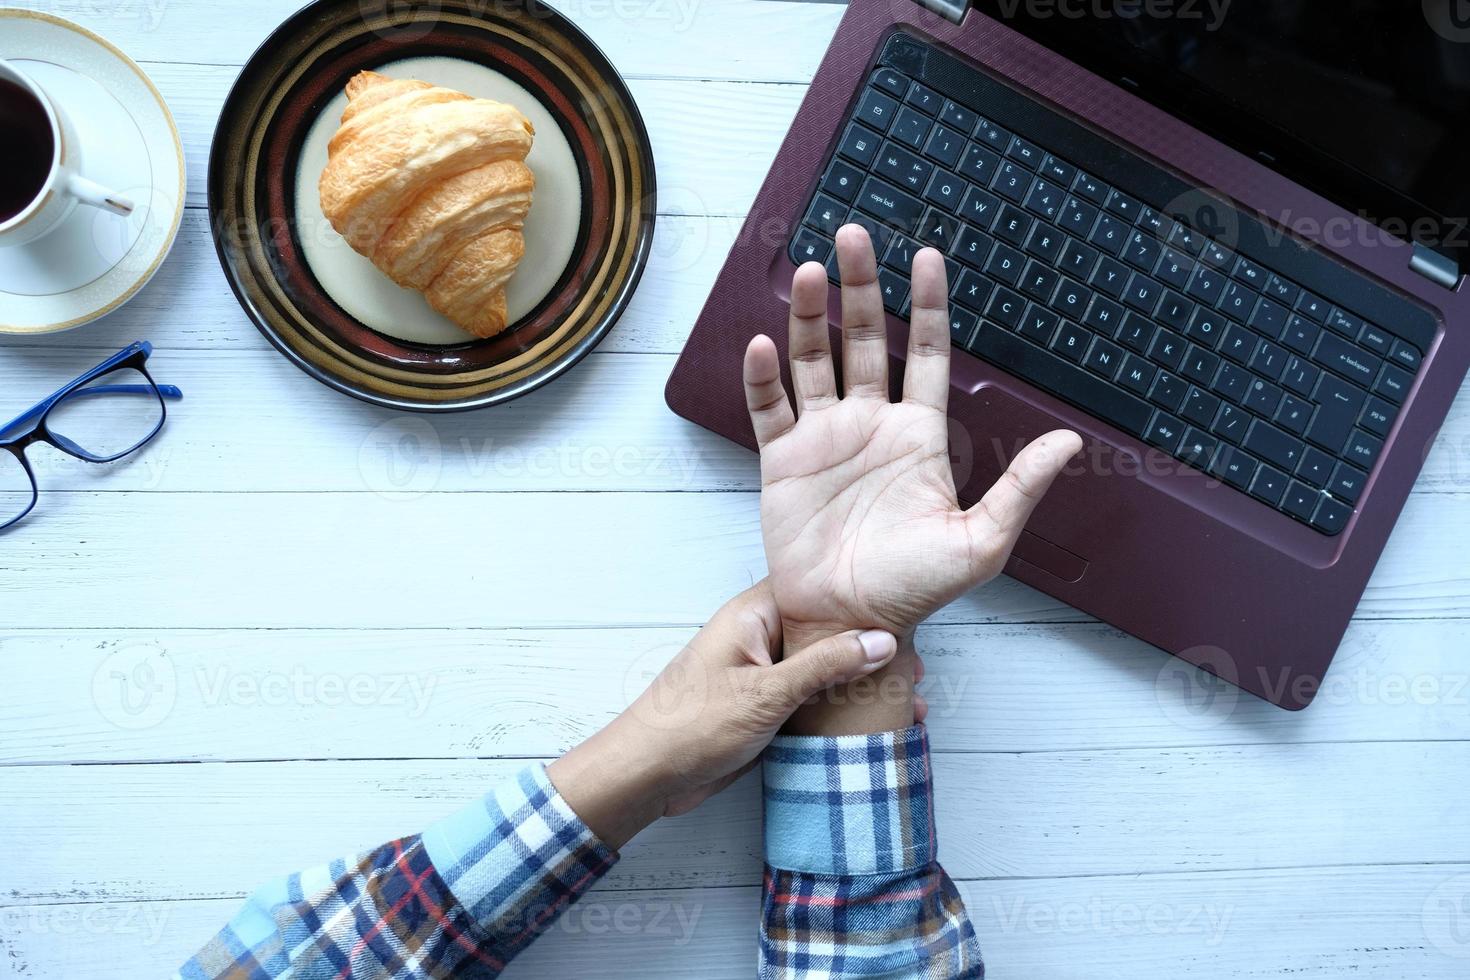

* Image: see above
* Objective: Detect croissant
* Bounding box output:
[319,71,536,339]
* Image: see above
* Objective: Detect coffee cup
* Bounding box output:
[0,58,134,249]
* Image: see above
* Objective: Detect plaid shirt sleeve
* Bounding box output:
[175,763,616,980]
[760,724,984,978]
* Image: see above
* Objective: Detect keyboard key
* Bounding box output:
[1156,292,1194,331]
[993,161,1031,202]
[968,322,1154,437]
[1214,402,1250,444]
[1103,188,1142,222]
[1250,465,1289,507]
[1200,239,1234,270]
[1020,261,1060,303]
[821,158,864,203]
[855,176,925,233]
[973,116,1011,151]
[1328,461,1367,504]
[1040,153,1076,185]
[1089,213,1129,255]
[1243,419,1306,471]
[1296,447,1334,488]
[837,123,882,167]
[1072,170,1109,204]
[958,143,1002,185]
[1373,363,1412,404]
[1281,481,1320,522]
[1024,225,1064,263]
[952,224,994,268]
[905,81,942,115]
[1249,341,1288,381]
[1181,386,1220,427]
[1343,428,1383,469]
[874,141,932,192]
[1181,346,1220,385]
[1116,313,1155,354]
[1311,496,1352,535]
[1022,177,1064,221]
[1168,222,1204,255]
[1052,321,1099,364]
[1178,428,1220,471]
[883,234,920,273]
[1006,135,1043,168]
[1145,411,1186,451]
[1275,393,1312,436]
[1186,264,1227,304]
[1280,315,1319,355]
[1183,308,1227,348]
[1018,305,1060,345]
[1313,331,1381,386]
[1211,444,1258,490]
[1360,397,1396,438]
[871,69,907,97]
[1059,195,1099,237]
[1149,371,1188,412]
[1082,295,1125,334]
[1089,257,1131,298]
[994,204,1033,245]
[1389,339,1422,372]
[951,269,992,311]
[1118,355,1155,395]
[805,193,847,235]
[1157,248,1194,289]
[1295,290,1329,323]
[1308,373,1365,452]
[1218,322,1258,364]
[949,306,979,347]
[890,105,931,149]
[1052,278,1092,319]
[939,99,974,131]
[1123,276,1162,315]
[856,89,900,131]
[1123,230,1162,272]
[1325,306,1361,337]
[916,208,960,248]
[923,125,966,169]
[987,287,1027,328]
[1243,377,1283,417]
[1084,337,1125,378]
[876,267,908,311]
[1264,273,1300,305]
[1138,206,1172,238]
[1217,281,1254,322]
[791,227,832,264]
[1059,238,1099,280]
[984,242,1026,285]
[958,184,1001,227]
[1213,361,1251,402]
[1149,329,1187,370]
[1232,255,1267,289]
[923,169,966,210]
[1281,355,1319,396]
[1357,321,1393,355]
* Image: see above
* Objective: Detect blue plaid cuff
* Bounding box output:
[422,763,618,948]
[763,725,936,876]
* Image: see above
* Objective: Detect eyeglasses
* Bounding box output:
[0,341,182,531]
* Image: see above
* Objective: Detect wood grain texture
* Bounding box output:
[3,0,1470,976]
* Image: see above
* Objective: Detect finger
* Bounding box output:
[914,691,929,725]
[902,248,952,412]
[743,335,796,447]
[835,224,890,399]
[765,629,898,710]
[787,262,837,413]
[965,429,1084,572]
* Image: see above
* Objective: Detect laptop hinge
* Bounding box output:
[914,0,966,24]
[1409,242,1460,290]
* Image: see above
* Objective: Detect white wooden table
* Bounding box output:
[3,1,1470,976]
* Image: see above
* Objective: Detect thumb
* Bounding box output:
[765,629,899,710]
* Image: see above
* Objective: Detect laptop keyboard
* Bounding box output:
[788,38,1433,538]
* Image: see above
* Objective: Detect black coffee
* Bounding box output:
[0,77,55,223]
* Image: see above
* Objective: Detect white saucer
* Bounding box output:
[0,10,184,334]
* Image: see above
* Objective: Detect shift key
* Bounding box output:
[1243,419,1306,471]
[855,176,925,234]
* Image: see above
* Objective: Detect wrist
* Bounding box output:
[546,715,672,851]
[780,625,918,736]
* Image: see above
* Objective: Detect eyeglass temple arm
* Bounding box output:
[0,384,183,440]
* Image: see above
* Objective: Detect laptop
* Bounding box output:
[666,0,1470,710]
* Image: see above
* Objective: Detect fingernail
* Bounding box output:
[859,630,897,667]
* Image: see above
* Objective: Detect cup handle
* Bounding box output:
[67,175,135,217]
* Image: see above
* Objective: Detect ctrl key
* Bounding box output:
[1311,495,1353,536]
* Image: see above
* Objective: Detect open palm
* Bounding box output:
[744,224,1082,644]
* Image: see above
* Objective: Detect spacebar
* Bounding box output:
[968,322,1154,438]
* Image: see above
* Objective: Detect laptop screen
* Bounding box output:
[977,0,1470,270]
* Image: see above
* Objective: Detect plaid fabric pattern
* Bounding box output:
[176,764,616,980]
[760,726,984,978]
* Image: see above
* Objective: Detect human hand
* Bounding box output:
[743,225,1082,647]
[546,580,900,848]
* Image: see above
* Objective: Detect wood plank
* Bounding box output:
[133,62,805,212]
[23,0,842,81]
[4,743,1469,901]
[6,865,1470,978]
[7,343,1470,493]
[0,489,1466,629]
[4,619,1469,765]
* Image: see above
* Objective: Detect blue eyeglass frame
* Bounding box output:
[0,341,183,531]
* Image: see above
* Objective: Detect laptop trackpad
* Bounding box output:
[961,385,1092,585]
